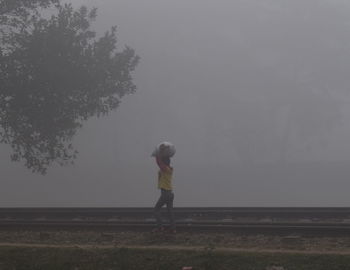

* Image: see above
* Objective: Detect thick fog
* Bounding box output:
[1,0,350,206]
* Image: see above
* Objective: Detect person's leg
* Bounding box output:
[166,191,175,230]
[154,191,166,229]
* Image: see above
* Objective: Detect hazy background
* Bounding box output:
[1,0,350,207]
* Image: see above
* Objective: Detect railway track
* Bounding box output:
[1,207,350,235]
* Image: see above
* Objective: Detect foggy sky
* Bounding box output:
[1,0,350,207]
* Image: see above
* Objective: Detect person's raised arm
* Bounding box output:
[155,156,168,171]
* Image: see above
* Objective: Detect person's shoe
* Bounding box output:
[151,227,165,233]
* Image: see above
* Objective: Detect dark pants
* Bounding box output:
[154,189,175,229]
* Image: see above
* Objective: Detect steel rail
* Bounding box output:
[1,207,350,223]
[1,208,350,235]
[1,207,350,216]
[1,220,350,235]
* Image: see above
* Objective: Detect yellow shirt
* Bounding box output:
[158,166,173,190]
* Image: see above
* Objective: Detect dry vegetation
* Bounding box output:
[0,230,350,269]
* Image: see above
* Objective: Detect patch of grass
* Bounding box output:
[0,246,349,270]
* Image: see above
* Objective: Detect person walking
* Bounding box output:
[152,143,176,233]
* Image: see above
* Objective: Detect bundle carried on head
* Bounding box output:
[152,141,176,158]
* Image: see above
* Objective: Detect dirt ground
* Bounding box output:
[0,230,350,254]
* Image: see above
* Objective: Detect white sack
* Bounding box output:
[152,141,176,158]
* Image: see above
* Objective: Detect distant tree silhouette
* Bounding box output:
[230,87,341,164]
[0,0,139,173]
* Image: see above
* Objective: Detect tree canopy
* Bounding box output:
[0,0,139,173]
